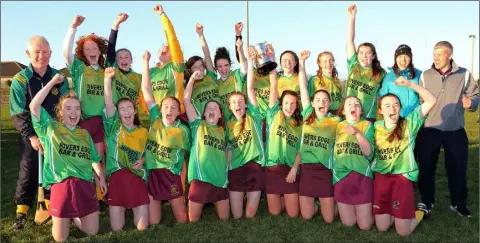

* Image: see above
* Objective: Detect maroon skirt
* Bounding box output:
[49,177,99,218]
[148,168,184,201]
[298,163,333,198]
[188,180,229,203]
[78,116,104,143]
[334,171,373,205]
[107,168,149,208]
[264,164,299,195]
[228,161,264,192]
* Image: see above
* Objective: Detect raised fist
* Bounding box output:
[190,70,203,80]
[348,4,357,16]
[51,73,65,85]
[143,50,151,61]
[114,13,129,27]
[235,22,243,36]
[71,15,85,28]
[196,23,204,35]
[105,67,116,79]
[299,50,310,61]
[153,4,164,15]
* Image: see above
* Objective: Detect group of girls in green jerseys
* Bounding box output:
[29,3,439,242]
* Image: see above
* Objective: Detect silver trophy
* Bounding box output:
[254,42,277,73]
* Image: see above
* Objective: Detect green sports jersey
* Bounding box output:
[32,107,101,188]
[277,73,300,97]
[344,53,385,119]
[111,68,142,105]
[191,70,220,116]
[308,75,343,111]
[149,62,185,106]
[371,106,425,181]
[332,119,374,184]
[188,118,228,188]
[253,71,270,115]
[103,109,148,181]
[68,56,105,118]
[144,104,190,175]
[299,104,341,168]
[217,69,247,121]
[226,103,265,170]
[265,101,302,167]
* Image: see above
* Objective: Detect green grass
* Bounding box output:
[1,112,478,243]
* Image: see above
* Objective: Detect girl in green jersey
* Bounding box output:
[30,74,106,242]
[184,68,229,222]
[372,78,436,236]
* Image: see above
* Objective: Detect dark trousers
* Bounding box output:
[414,127,469,207]
[14,136,50,207]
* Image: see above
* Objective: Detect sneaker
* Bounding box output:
[12,213,27,230]
[450,205,471,217]
[416,202,434,218]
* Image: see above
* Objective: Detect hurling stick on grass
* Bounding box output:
[35,152,51,225]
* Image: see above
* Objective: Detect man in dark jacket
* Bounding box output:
[9,36,68,230]
[415,41,479,218]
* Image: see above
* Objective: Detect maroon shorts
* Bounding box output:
[107,168,149,208]
[148,168,183,201]
[334,171,373,205]
[372,173,415,219]
[299,163,333,198]
[261,120,266,142]
[188,180,229,203]
[264,164,299,195]
[78,116,104,143]
[49,177,99,218]
[228,161,264,192]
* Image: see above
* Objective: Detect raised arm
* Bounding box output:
[141,51,155,109]
[107,13,129,66]
[298,50,311,109]
[63,15,85,66]
[184,71,203,122]
[155,4,184,65]
[104,67,116,117]
[246,47,258,107]
[267,44,278,108]
[196,24,215,73]
[235,22,247,75]
[394,77,436,118]
[29,74,65,121]
[346,4,357,60]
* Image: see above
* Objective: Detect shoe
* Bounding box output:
[416,202,434,218]
[450,205,471,217]
[12,213,27,230]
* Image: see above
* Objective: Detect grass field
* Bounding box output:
[1,110,478,243]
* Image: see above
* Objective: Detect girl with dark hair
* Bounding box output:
[141,51,190,225]
[345,4,386,122]
[308,51,344,113]
[214,22,248,121]
[184,24,220,117]
[184,67,229,222]
[277,50,301,99]
[103,67,149,231]
[379,44,422,117]
[137,4,186,120]
[332,95,374,230]
[372,79,436,236]
[251,45,302,218]
[62,14,108,202]
[29,74,106,242]
[295,50,340,222]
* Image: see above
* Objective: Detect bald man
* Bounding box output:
[9,36,68,230]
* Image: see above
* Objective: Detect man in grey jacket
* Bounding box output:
[415,41,479,218]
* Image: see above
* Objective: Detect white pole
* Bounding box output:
[469,34,476,74]
[246,0,249,47]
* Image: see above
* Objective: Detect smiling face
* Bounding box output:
[312,91,331,118]
[190,60,206,79]
[396,54,411,71]
[228,93,246,119]
[433,46,451,71]
[380,95,401,126]
[116,49,132,71]
[343,97,362,122]
[61,98,81,128]
[203,101,222,125]
[117,99,136,128]
[26,38,51,70]
[158,44,171,63]
[318,53,334,75]
[282,94,298,118]
[357,45,374,68]
[161,97,180,126]
[280,52,296,74]
[216,59,231,78]
[83,40,101,66]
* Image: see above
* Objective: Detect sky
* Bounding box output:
[1,1,479,79]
